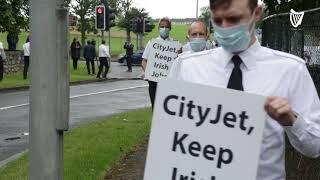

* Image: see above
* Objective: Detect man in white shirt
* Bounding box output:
[0,41,5,81]
[22,36,30,79]
[169,0,320,179]
[182,20,214,54]
[97,40,110,79]
[142,17,178,109]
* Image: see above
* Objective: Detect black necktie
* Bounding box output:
[227,55,244,91]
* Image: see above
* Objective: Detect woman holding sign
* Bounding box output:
[142,17,181,110]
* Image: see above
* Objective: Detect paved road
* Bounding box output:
[0,79,150,164]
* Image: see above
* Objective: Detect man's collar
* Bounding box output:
[222,40,261,70]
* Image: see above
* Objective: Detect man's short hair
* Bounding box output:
[158,17,172,30]
[209,0,258,11]
[188,20,208,35]
[87,40,91,45]
[102,40,106,44]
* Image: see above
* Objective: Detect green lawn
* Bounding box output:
[0,108,152,180]
[0,61,95,89]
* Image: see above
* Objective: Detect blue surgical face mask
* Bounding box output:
[159,28,170,39]
[213,16,255,53]
[189,38,207,52]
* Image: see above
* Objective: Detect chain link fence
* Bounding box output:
[262,8,320,180]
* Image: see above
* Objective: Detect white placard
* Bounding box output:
[143,79,267,180]
[144,39,182,82]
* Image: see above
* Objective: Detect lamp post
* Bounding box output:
[196,0,199,18]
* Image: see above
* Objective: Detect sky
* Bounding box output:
[132,0,263,19]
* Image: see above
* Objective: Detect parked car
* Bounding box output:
[118,50,144,65]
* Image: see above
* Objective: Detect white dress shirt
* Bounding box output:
[23,42,30,56]
[0,42,3,56]
[169,40,320,180]
[142,36,174,60]
[99,44,110,58]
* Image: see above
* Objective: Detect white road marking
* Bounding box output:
[0,85,148,111]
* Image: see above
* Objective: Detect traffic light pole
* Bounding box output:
[102,30,105,42]
[108,30,111,54]
[136,33,139,51]
[139,33,143,50]
[29,0,69,179]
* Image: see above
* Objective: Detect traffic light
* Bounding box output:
[106,6,116,30]
[95,6,105,30]
[130,18,138,33]
[144,18,153,33]
[136,18,144,33]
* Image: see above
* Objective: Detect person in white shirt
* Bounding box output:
[0,41,5,81]
[97,40,110,79]
[142,17,178,110]
[182,20,214,54]
[22,36,30,79]
[169,0,320,179]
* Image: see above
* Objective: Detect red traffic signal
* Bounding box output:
[97,7,103,14]
[95,6,105,30]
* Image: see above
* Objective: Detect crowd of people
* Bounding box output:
[0,18,217,82]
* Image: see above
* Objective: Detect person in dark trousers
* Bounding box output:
[0,41,5,81]
[142,17,174,110]
[83,40,96,75]
[97,40,110,79]
[22,36,30,79]
[70,38,81,70]
[123,41,134,72]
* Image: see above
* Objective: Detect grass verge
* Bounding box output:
[0,108,152,180]
[0,61,96,89]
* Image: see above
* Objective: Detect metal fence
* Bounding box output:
[262,7,320,65]
[262,8,320,180]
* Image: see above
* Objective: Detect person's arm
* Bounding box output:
[0,47,6,60]
[141,41,151,72]
[265,64,320,158]
[105,46,110,58]
[142,59,147,72]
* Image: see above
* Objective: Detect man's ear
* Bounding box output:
[254,5,263,23]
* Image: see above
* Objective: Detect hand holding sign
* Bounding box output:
[143,79,267,180]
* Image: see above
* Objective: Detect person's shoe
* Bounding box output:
[126,69,132,72]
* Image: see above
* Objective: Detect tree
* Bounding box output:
[117,0,153,42]
[263,0,320,15]
[71,0,97,46]
[199,6,211,28]
[0,0,29,50]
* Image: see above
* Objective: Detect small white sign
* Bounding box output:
[143,79,267,180]
[290,9,304,28]
[144,39,181,82]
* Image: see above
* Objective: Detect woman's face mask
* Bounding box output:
[159,28,170,39]
[213,13,256,53]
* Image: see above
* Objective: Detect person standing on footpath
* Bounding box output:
[123,41,134,72]
[83,40,96,75]
[70,38,81,70]
[0,40,6,81]
[97,40,110,79]
[142,17,177,110]
[23,36,30,79]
